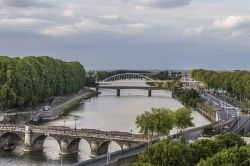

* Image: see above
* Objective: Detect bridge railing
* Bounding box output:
[0,124,25,132]
[30,126,148,142]
[0,124,148,142]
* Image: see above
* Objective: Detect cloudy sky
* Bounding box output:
[0,0,250,70]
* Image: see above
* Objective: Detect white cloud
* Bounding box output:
[184,15,250,38]
[63,9,74,17]
[214,16,250,30]
[132,0,192,9]
[98,14,119,20]
[0,0,51,8]
[0,18,51,27]
[126,23,150,28]
[117,23,150,35]
[40,19,105,37]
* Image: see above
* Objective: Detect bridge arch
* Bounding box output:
[0,131,24,147]
[66,137,90,154]
[100,73,154,83]
[97,140,122,155]
[31,134,61,152]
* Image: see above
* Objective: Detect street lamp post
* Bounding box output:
[237,110,240,131]
[220,118,223,133]
[109,134,111,161]
[248,100,250,118]
[60,154,63,166]
[64,120,66,134]
[107,133,111,164]
[74,117,77,131]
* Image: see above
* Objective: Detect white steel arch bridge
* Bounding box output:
[96,73,198,97]
[99,73,155,83]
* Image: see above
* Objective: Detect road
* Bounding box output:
[200,92,250,133]
[73,144,146,166]
[200,92,240,121]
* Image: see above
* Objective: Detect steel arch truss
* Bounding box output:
[101,73,154,82]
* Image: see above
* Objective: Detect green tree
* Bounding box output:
[136,108,174,137]
[174,107,194,135]
[0,56,86,111]
[214,133,246,149]
[140,141,192,166]
[127,162,153,166]
[198,145,250,166]
[201,125,214,136]
[189,139,221,165]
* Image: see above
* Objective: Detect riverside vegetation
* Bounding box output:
[190,69,250,112]
[0,56,86,111]
[132,108,250,166]
[134,108,250,166]
[136,107,194,138]
[128,133,249,166]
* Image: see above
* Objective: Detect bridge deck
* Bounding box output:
[0,124,148,142]
[97,86,164,90]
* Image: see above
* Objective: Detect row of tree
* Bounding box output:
[189,69,250,102]
[0,56,86,110]
[148,70,182,80]
[174,89,202,107]
[129,133,248,166]
[135,107,194,137]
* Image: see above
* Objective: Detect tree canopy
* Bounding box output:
[0,56,86,110]
[128,133,248,166]
[174,107,194,132]
[198,145,250,166]
[136,107,195,137]
[189,69,250,101]
[136,108,174,136]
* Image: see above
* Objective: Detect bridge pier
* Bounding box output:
[117,89,121,97]
[90,141,98,156]
[148,90,152,97]
[24,125,32,152]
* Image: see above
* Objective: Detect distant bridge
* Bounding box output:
[96,73,198,97]
[0,124,148,155]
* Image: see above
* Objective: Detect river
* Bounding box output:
[0,89,210,166]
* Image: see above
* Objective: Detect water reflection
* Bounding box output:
[0,89,210,165]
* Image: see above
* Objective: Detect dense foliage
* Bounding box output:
[174,107,194,133]
[175,89,201,107]
[198,145,250,166]
[0,56,86,110]
[190,69,250,101]
[148,70,182,80]
[129,133,246,166]
[136,108,174,136]
[135,107,194,137]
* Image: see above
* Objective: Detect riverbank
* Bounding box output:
[173,94,214,122]
[2,88,97,124]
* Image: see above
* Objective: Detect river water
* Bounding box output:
[0,89,210,166]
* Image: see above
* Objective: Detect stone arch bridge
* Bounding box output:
[0,124,148,156]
